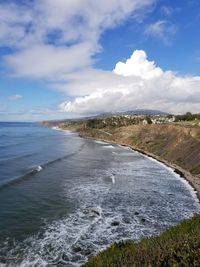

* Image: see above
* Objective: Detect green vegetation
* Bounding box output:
[190,119,200,125]
[86,116,143,129]
[83,215,200,267]
[146,116,152,124]
[175,112,200,123]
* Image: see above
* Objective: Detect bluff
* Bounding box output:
[61,122,200,196]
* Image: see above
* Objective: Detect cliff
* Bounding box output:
[61,123,200,197]
[58,121,200,267]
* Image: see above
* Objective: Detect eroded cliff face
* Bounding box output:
[115,124,200,176]
[63,124,200,177]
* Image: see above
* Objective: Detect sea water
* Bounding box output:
[0,122,199,266]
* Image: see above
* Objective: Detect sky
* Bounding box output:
[0,0,200,121]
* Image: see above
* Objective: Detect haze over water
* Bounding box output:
[0,122,199,266]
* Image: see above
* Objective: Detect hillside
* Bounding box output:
[61,121,200,197]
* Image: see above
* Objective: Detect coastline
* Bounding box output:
[81,134,200,202]
[49,125,200,266]
[58,126,200,202]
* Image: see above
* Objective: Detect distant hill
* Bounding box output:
[42,109,169,127]
[96,109,168,118]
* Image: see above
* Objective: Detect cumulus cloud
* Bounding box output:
[1,0,154,79]
[145,20,177,44]
[60,50,200,114]
[113,50,163,79]
[1,1,199,116]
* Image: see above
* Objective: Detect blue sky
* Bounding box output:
[97,0,200,74]
[0,0,200,121]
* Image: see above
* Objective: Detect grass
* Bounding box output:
[190,120,200,124]
[177,120,200,126]
[83,214,200,267]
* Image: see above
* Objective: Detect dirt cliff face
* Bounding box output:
[115,124,200,176]
[68,124,200,177]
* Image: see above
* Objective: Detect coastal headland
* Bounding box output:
[56,121,200,200]
[42,118,200,266]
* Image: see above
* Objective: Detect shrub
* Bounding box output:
[83,215,200,267]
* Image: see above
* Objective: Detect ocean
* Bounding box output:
[0,122,199,266]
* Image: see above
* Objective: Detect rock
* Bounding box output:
[91,207,102,217]
[123,218,131,224]
[73,246,82,253]
[84,249,92,256]
[62,253,70,262]
[111,221,120,226]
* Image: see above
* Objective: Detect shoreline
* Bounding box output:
[82,135,200,202]
[61,127,200,202]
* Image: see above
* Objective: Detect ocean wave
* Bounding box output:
[1,167,200,266]
[0,144,86,189]
[0,141,31,150]
[32,165,43,173]
[0,133,64,151]
[52,126,76,135]
[52,126,59,130]
[0,165,44,189]
[94,140,108,145]
[103,145,115,149]
[1,138,200,266]
[0,153,38,163]
[141,154,200,206]
[0,201,139,267]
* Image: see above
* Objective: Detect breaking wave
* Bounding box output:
[0,143,86,189]
[1,131,200,267]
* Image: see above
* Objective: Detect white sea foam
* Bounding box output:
[52,126,74,135]
[52,126,59,130]
[115,143,200,207]
[118,145,132,150]
[94,140,108,145]
[30,165,43,174]
[110,174,115,184]
[36,165,43,172]
[1,142,200,267]
[103,145,115,149]
[142,154,200,206]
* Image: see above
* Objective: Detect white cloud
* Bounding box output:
[60,50,200,115]
[0,2,32,47]
[160,6,173,17]
[9,94,23,101]
[6,42,97,79]
[145,20,177,44]
[1,0,154,79]
[113,50,163,79]
[1,1,199,117]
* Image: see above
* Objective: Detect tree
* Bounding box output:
[146,116,152,124]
